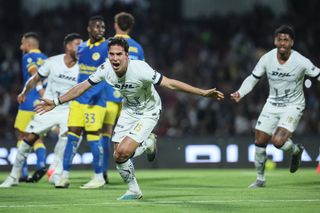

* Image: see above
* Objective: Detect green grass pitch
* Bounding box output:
[0,169,319,213]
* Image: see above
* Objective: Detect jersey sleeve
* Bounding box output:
[88,62,108,85]
[140,62,162,85]
[137,44,145,61]
[304,58,320,78]
[37,59,51,78]
[251,55,267,78]
[26,55,38,73]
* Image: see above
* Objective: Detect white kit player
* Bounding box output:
[0,33,82,188]
[34,37,224,199]
[230,25,320,188]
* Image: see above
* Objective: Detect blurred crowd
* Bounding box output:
[1,0,320,139]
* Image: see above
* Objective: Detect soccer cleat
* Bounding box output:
[19,176,33,183]
[146,133,157,162]
[80,177,105,189]
[55,177,70,188]
[49,173,61,185]
[290,144,304,173]
[248,179,266,188]
[31,167,48,182]
[103,173,109,184]
[117,190,143,200]
[0,176,18,188]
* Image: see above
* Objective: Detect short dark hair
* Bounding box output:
[89,15,105,25]
[274,25,295,40]
[63,33,82,47]
[23,32,40,42]
[114,12,135,31]
[108,37,129,53]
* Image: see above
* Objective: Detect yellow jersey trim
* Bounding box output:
[29,49,41,53]
[115,34,130,39]
[87,38,106,48]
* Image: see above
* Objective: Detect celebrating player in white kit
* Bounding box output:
[35,37,224,199]
[0,33,82,188]
[230,25,320,188]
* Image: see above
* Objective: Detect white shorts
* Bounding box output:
[26,106,69,137]
[112,109,160,143]
[255,102,304,135]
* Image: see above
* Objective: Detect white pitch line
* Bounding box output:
[0,199,319,208]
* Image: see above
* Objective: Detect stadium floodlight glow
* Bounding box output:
[46,153,55,164]
[185,145,221,163]
[72,153,82,164]
[82,152,93,164]
[0,148,8,165]
[226,144,238,162]
[26,153,37,165]
[302,151,312,161]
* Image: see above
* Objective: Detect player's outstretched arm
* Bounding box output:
[17,73,42,104]
[230,91,241,103]
[160,76,224,100]
[230,74,260,103]
[35,80,93,114]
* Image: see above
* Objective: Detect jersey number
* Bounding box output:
[85,113,95,124]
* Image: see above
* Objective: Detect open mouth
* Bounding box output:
[112,62,120,69]
[279,47,286,52]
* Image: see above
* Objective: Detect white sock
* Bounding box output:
[94,173,104,181]
[145,136,154,148]
[132,142,147,158]
[62,170,69,179]
[10,141,32,179]
[255,146,267,181]
[116,159,141,193]
[50,136,67,174]
[280,139,299,154]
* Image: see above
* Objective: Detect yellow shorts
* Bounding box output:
[14,110,35,132]
[68,101,105,132]
[103,101,122,125]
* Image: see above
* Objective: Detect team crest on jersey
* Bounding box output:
[37,58,45,66]
[113,90,121,98]
[92,52,100,61]
[27,57,33,63]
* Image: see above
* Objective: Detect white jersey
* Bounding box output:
[38,54,79,108]
[252,48,320,106]
[89,60,162,114]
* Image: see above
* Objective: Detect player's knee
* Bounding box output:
[24,133,39,145]
[114,148,131,162]
[271,136,285,148]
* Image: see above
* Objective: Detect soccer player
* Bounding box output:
[100,12,148,183]
[35,37,224,200]
[113,12,145,60]
[230,25,320,188]
[55,16,108,189]
[0,33,82,188]
[14,32,47,182]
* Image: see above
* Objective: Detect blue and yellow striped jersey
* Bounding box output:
[76,39,108,106]
[104,34,145,103]
[19,49,47,111]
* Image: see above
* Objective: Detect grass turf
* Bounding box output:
[0,168,319,213]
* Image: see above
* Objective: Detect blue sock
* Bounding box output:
[63,133,80,171]
[21,161,28,177]
[100,136,110,174]
[35,147,46,169]
[88,139,103,174]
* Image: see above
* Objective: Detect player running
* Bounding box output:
[0,33,82,188]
